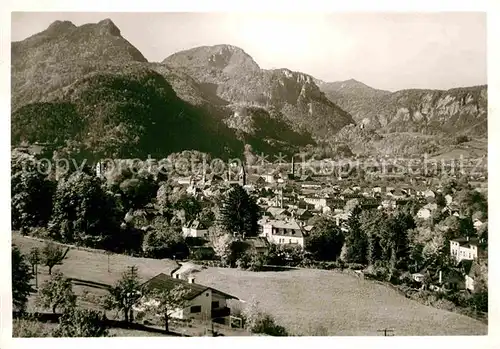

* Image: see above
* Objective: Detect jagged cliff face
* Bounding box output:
[165,44,261,76]
[164,46,355,139]
[380,87,487,136]
[319,80,487,137]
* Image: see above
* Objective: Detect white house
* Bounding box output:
[177,177,192,185]
[423,189,436,199]
[417,208,432,220]
[258,218,307,248]
[304,197,328,210]
[380,199,397,210]
[417,203,438,220]
[182,220,208,238]
[445,194,453,205]
[261,174,278,184]
[473,219,484,230]
[136,273,239,325]
[450,237,479,263]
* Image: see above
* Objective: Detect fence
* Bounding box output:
[13,311,187,336]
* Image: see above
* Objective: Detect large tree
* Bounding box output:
[344,205,368,264]
[37,271,76,313]
[12,245,34,312]
[359,210,388,265]
[41,242,69,275]
[173,194,202,224]
[455,189,488,218]
[118,170,158,210]
[49,171,122,248]
[104,266,142,323]
[27,247,41,287]
[11,153,55,231]
[142,217,188,259]
[389,210,416,262]
[219,185,260,238]
[142,285,190,333]
[385,210,415,268]
[209,228,234,265]
[305,216,344,261]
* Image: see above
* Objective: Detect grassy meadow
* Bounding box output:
[12,233,487,336]
[192,267,487,336]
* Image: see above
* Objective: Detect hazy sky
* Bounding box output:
[11,12,486,91]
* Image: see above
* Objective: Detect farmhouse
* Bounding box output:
[137,273,239,324]
[182,220,208,238]
[258,218,307,247]
[450,237,480,263]
[304,197,328,210]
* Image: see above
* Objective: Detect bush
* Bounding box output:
[251,313,288,336]
[364,264,389,281]
[190,247,215,261]
[265,244,304,267]
[455,135,470,144]
[433,298,456,312]
[12,318,51,338]
[27,227,51,239]
[346,263,365,270]
[242,302,288,336]
[236,255,250,270]
[248,253,266,271]
[196,260,226,268]
[53,308,109,337]
[446,290,471,308]
[142,227,189,259]
[469,291,488,313]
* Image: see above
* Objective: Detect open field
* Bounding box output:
[12,234,487,336]
[12,233,179,286]
[193,268,487,336]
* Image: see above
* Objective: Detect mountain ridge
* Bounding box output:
[11,19,487,160]
[163,44,355,139]
[318,78,487,137]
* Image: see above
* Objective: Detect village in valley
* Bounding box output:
[9,12,489,339]
[11,144,489,337]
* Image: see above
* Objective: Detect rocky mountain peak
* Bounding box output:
[163,44,260,74]
[46,20,76,34]
[96,18,121,36]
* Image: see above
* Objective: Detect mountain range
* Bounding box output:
[11,19,488,160]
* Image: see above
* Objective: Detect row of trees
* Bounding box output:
[12,244,108,337]
[12,243,193,336]
[11,151,201,257]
